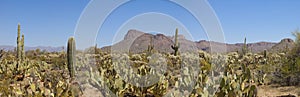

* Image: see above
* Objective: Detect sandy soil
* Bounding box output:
[257,85,300,97]
[81,84,104,97]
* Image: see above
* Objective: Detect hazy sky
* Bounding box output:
[1,0,300,47]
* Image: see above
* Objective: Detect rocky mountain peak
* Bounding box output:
[124,29,145,40]
[280,38,294,43]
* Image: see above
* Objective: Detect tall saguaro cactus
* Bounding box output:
[242,37,248,55]
[263,49,267,58]
[171,28,180,56]
[95,44,98,54]
[67,37,76,79]
[147,36,154,56]
[21,34,25,61]
[17,23,21,61]
[0,49,4,60]
[16,23,25,69]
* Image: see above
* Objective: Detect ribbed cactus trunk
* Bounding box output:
[174,29,178,47]
[67,37,76,79]
[17,23,21,61]
[171,28,180,56]
[16,23,22,70]
[21,34,25,61]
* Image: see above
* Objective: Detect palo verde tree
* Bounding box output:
[281,29,300,86]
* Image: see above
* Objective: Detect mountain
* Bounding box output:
[0,45,64,52]
[101,29,295,53]
[271,38,295,52]
[0,29,294,53]
[105,29,174,53]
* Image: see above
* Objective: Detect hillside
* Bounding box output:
[101,29,294,53]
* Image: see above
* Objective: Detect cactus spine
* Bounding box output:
[171,28,180,56]
[67,37,76,79]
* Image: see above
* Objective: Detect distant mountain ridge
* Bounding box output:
[0,45,64,52]
[0,29,294,53]
[101,29,295,53]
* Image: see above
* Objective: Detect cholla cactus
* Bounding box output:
[67,37,76,79]
[171,28,180,56]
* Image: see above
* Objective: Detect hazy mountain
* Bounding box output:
[0,45,64,52]
[101,29,295,53]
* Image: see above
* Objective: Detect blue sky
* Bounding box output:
[210,0,300,43]
[1,0,300,48]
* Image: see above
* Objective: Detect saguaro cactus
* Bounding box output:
[67,37,76,79]
[147,36,154,55]
[242,37,247,55]
[171,28,180,56]
[263,49,267,58]
[0,49,3,60]
[21,34,25,61]
[17,23,21,60]
[95,44,98,54]
[16,23,25,69]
